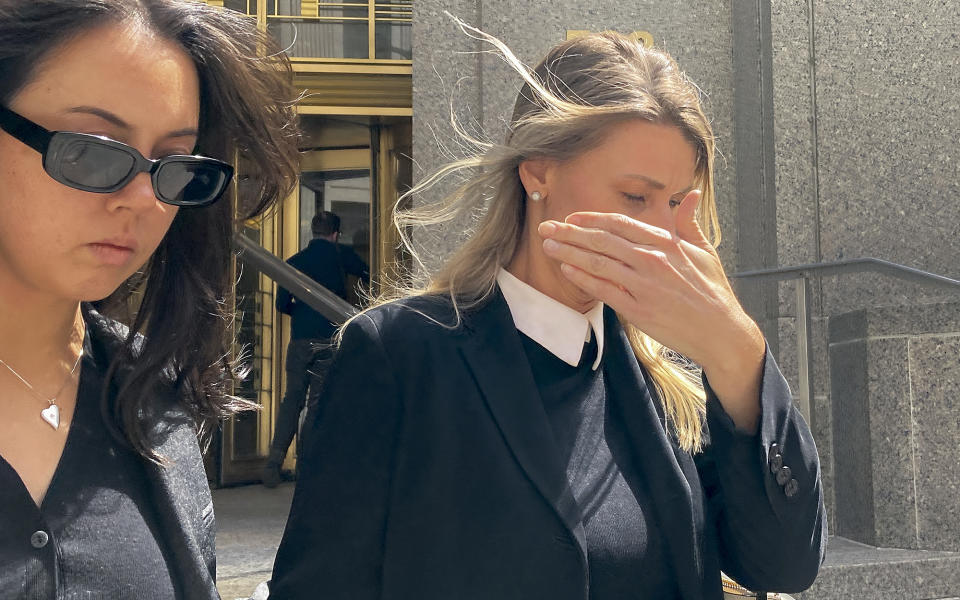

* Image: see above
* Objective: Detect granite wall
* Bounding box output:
[829,302,960,551]
[812,1,960,313]
[772,0,960,308]
[770,0,960,537]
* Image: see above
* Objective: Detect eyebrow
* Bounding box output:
[624,174,666,189]
[64,106,199,139]
[624,174,696,197]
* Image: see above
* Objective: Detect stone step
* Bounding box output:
[797,536,960,600]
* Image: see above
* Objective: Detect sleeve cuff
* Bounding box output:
[701,347,771,444]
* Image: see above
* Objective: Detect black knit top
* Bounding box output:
[519,331,682,599]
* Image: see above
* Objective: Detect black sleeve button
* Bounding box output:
[776,466,792,486]
[30,530,49,549]
[769,443,784,473]
[770,453,784,473]
[784,478,800,498]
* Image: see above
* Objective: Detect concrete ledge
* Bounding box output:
[829,304,960,551]
[799,537,960,600]
[829,301,960,344]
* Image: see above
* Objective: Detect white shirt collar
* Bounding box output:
[496,268,605,370]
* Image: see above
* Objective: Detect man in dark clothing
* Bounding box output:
[262,211,369,487]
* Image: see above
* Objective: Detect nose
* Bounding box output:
[104,172,160,213]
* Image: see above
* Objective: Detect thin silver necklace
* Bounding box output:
[0,346,84,430]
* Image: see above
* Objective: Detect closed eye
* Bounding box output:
[623,192,646,203]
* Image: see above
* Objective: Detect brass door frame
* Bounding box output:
[220,200,288,486]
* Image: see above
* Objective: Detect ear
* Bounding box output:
[518,158,554,198]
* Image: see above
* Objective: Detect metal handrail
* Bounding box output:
[730,257,960,421]
[732,257,960,291]
[234,232,357,325]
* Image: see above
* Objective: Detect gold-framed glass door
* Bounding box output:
[273,114,411,472]
[272,116,373,473]
[203,0,413,486]
[214,115,411,485]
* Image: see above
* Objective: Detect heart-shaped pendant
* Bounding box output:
[41,404,60,430]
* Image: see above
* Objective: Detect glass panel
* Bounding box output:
[268,0,298,15]
[299,185,316,249]
[223,0,255,13]
[375,0,413,9]
[268,8,369,59]
[375,20,411,60]
[300,171,371,251]
[328,175,372,266]
[299,170,371,303]
[374,0,413,16]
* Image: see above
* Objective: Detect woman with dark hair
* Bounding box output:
[271,22,825,600]
[0,1,299,598]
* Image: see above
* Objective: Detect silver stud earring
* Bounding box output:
[530,191,542,202]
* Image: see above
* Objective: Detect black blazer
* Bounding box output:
[270,292,826,600]
[85,307,219,600]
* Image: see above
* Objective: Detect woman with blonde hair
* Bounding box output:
[272,25,826,600]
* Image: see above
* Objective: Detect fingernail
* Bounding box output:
[538,221,558,236]
[543,238,560,252]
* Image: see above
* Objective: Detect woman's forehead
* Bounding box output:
[577,120,698,184]
[14,23,200,137]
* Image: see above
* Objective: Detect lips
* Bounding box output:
[87,238,137,266]
[94,237,137,251]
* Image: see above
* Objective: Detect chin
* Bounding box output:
[561,280,598,307]
[68,278,131,304]
[79,292,122,303]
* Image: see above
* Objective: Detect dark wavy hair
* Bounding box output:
[0,0,301,459]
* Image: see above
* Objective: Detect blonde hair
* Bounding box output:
[379,20,718,453]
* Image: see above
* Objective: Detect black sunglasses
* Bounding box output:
[0,105,233,207]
